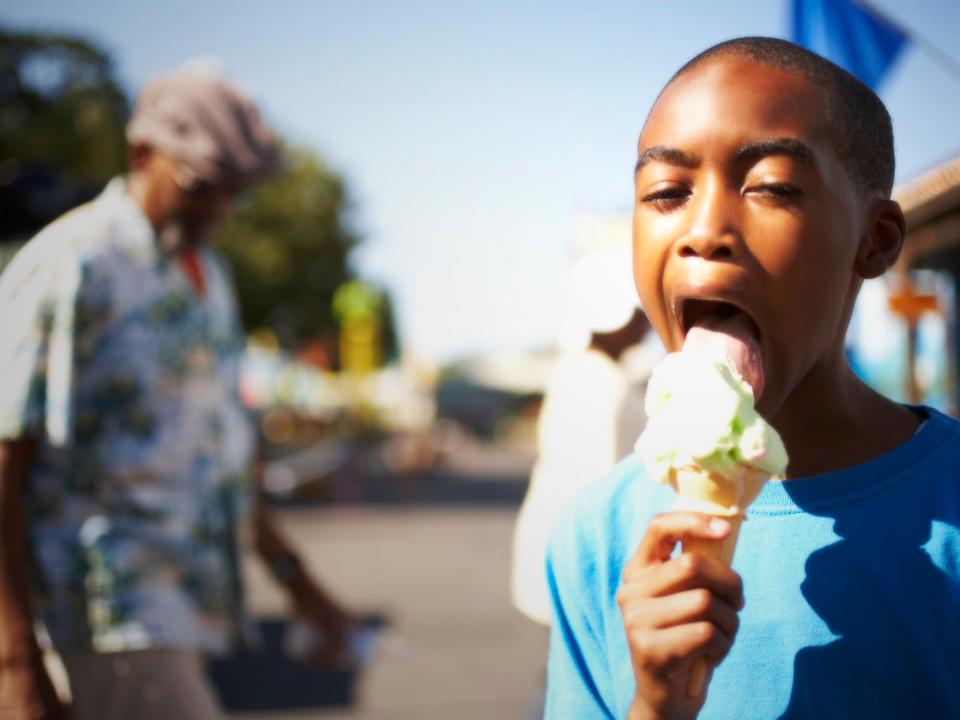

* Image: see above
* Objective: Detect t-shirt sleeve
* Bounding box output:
[0,237,81,444]
[544,505,617,719]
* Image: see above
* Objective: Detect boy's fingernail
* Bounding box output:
[708,518,729,535]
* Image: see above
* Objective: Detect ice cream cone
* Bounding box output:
[634,352,788,699]
[669,465,769,696]
[669,465,768,518]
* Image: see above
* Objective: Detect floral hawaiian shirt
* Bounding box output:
[0,178,254,653]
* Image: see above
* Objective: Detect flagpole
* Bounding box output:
[855,0,960,84]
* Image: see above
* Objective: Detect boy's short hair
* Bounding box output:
[657,36,895,199]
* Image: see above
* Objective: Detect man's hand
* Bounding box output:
[617,512,744,720]
[254,501,356,668]
[0,654,68,720]
[0,439,67,718]
[288,581,356,668]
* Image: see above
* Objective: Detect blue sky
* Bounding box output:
[3,1,959,362]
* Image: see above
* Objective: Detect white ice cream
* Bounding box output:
[634,351,788,486]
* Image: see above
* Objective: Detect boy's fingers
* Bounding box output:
[625,512,731,575]
[626,621,734,677]
[621,588,740,641]
[644,553,744,611]
[621,547,744,612]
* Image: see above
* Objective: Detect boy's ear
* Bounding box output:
[855,198,906,280]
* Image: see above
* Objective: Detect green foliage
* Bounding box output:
[214,147,360,349]
[0,242,20,273]
[0,28,129,186]
[378,290,400,364]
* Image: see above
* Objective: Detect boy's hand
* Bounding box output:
[617,512,744,720]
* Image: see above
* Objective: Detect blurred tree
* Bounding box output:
[0,28,128,239]
[378,290,400,365]
[216,146,398,359]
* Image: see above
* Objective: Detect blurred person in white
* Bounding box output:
[512,243,661,627]
[0,65,353,720]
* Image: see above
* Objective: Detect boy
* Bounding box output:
[545,37,960,719]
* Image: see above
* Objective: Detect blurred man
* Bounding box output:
[0,66,352,720]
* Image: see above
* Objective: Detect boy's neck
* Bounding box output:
[770,363,921,480]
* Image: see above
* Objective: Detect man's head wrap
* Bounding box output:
[126,65,278,185]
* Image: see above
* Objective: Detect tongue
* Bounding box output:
[683,313,765,399]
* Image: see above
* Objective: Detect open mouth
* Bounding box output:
[678,298,761,343]
[676,297,766,398]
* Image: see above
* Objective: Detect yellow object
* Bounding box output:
[340,315,380,376]
[333,280,383,379]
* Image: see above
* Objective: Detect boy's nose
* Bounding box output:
[679,229,736,260]
[678,186,740,260]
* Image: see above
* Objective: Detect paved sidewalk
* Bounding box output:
[231,506,549,720]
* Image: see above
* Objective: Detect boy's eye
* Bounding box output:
[746,182,803,200]
[640,186,690,213]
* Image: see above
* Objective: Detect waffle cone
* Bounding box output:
[668,465,770,697]
[669,465,769,518]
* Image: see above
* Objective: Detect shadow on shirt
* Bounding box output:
[779,490,960,718]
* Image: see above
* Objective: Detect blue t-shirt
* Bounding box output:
[545,406,960,719]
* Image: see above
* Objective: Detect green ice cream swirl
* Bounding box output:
[634,351,788,484]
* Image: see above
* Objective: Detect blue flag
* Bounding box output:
[790,0,908,89]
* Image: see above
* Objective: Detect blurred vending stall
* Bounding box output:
[891,155,960,413]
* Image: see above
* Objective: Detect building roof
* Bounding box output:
[893,154,960,230]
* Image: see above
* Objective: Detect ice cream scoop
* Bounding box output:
[634,350,788,695]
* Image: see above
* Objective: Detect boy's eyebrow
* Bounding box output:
[634,138,817,176]
[634,146,700,175]
[734,137,815,167]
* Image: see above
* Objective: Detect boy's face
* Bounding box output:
[632,55,867,418]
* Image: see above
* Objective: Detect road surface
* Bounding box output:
[230,504,550,720]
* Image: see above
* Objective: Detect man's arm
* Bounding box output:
[0,439,66,719]
[251,464,354,666]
